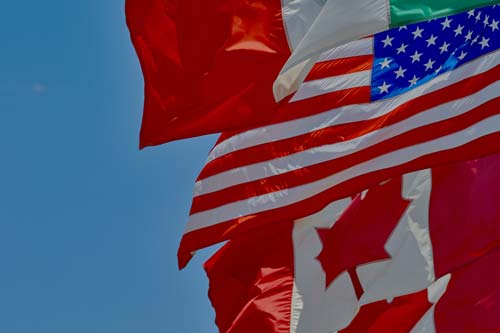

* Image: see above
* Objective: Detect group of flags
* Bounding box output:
[126,1,500,332]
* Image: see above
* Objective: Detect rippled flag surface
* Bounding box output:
[179,4,500,263]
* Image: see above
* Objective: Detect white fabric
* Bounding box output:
[292,198,353,333]
[317,38,373,62]
[281,0,326,50]
[274,0,389,101]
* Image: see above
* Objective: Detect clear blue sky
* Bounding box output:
[0,1,218,332]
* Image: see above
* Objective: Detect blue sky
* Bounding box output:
[0,1,218,332]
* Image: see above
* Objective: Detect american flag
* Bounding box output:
[178,4,500,265]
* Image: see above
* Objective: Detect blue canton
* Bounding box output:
[371,4,500,101]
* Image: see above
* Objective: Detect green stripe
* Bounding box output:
[390,0,500,27]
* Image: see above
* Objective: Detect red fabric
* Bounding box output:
[434,249,500,332]
[430,152,500,277]
[340,290,432,333]
[126,0,290,147]
[204,223,294,333]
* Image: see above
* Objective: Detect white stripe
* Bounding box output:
[290,70,370,102]
[196,80,500,196]
[274,0,389,101]
[185,114,500,233]
[208,50,500,163]
[317,38,373,62]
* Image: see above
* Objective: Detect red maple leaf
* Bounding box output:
[317,177,411,293]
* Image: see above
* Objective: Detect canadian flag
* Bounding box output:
[205,152,500,333]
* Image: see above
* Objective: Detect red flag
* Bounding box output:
[204,222,296,333]
[126,0,290,147]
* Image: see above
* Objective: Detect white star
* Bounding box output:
[490,19,499,32]
[439,41,450,54]
[412,26,424,39]
[408,75,419,86]
[394,66,407,79]
[475,11,482,22]
[479,37,490,49]
[426,34,438,46]
[483,15,490,28]
[441,17,453,30]
[454,24,464,36]
[424,59,435,71]
[467,9,475,19]
[472,35,479,45]
[398,26,408,31]
[457,51,468,61]
[410,50,423,63]
[465,30,474,42]
[381,35,394,48]
[378,81,391,94]
[379,57,392,69]
[435,66,443,74]
[396,43,408,54]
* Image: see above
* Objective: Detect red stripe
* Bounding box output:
[179,131,500,267]
[198,65,500,180]
[191,98,500,213]
[305,55,374,82]
[266,86,371,128]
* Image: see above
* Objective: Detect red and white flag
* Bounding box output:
[205,152,500,332]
